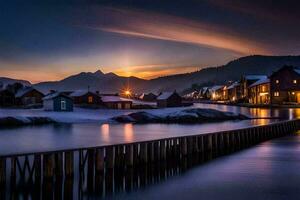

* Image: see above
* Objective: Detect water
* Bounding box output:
[108,135,300,200]
[1,103,300,199]
[0,103,300,156]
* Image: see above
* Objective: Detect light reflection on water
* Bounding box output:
[2,104,300,199]
[0,103,300,156]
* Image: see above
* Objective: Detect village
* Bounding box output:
[0,81,183,111]
[0,65,300,112]
[184,65,300,107]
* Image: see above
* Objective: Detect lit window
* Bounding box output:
[292,92,295,95]
[293,80,297,84]
[88,96,93,103]
[275,80,279,84]
[274,92,279,97]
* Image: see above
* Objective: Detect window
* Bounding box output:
[275,80,279,84]
[292,92,295,95]
[88,96,93,103]
[274,92,279,97]
[293,80,297,84]
[61,100,66,110]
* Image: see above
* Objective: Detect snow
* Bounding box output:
[70,90,90,97]
[293,68,300,75]
[209,85,224,92]
[43,92,71,100]
[226,82,239,90]
[15,87,34,97]
[112,108,247,124]
[101,96,132,102]
[0,104,189,124]
[157,92,173,100]
[249,78,270,88]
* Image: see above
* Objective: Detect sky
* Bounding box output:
[0,0,300,83]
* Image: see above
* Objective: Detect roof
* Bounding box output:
[249,78,270,88]
[139,93,157,99]
[101,95,132,103]
[226,82,239,90]
[15,87,43,98]
[70,90,98,97]
[157,92,174,100]
[293,68,300,75]
[244,75,267,80]
[43,92,71,100]
[209,85,224,92]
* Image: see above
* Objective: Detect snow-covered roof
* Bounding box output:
[43,92,71,100]
[70,90,98,97]
[140,92,157,99]
[101,96,132,103]
[293,68,300,75]
[244,75,267,80]
[15,87,37,98]
[249,78,270,88]
[209,85,224,92]
[226,82,239,90]
[157,92,174,100]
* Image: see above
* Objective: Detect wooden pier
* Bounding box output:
[0,119,299,198]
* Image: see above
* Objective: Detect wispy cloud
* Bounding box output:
[77,7,269,55]
[113,63,202,79]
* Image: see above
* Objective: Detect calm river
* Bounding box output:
[1,103,300,199]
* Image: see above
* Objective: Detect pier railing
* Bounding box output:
[0,119,299,198]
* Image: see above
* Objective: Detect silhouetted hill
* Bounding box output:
[34,71,148,94]
[29,55,300,93]
[147,55,300,91]
[0,77,31,89]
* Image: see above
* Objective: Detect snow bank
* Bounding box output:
[0,116,56,127]
[111,108,248,124]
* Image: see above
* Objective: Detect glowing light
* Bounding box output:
[101,124,110,142]
[125,90,131,96]
[124,123,133,142]
[259,92,269,96]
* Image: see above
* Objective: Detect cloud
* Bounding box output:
[113,63,202,79]
[77,7,269,55]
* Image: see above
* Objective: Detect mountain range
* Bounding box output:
[2,55,300,94]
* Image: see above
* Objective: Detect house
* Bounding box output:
[0,89,15,107]
[270,65,300,104]
[15,87,44,106]
[200,87,210,99]
[248,78,270,104]
[101,95,132,109]
[157,91,182,108]
[70,90,102,105]
[43,92,73,111]
[226,82,241,102]
[209,85,225,101]
[139,93,157,102]
[240,75,267,100]
[183,90,200,100]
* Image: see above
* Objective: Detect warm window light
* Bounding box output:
[293,80,297,84]
[275,80,279,84]
[292,92,295,95]
[88,96,93,103]
[259,92,268,96]
[274,92,279,97]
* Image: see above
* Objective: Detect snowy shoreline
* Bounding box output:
[0,105,249,127]
[111,108,248,124]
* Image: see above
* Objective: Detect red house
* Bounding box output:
[70,90,102,105]
[270,65,300,104]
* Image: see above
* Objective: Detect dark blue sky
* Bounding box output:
[1,0,300,82]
